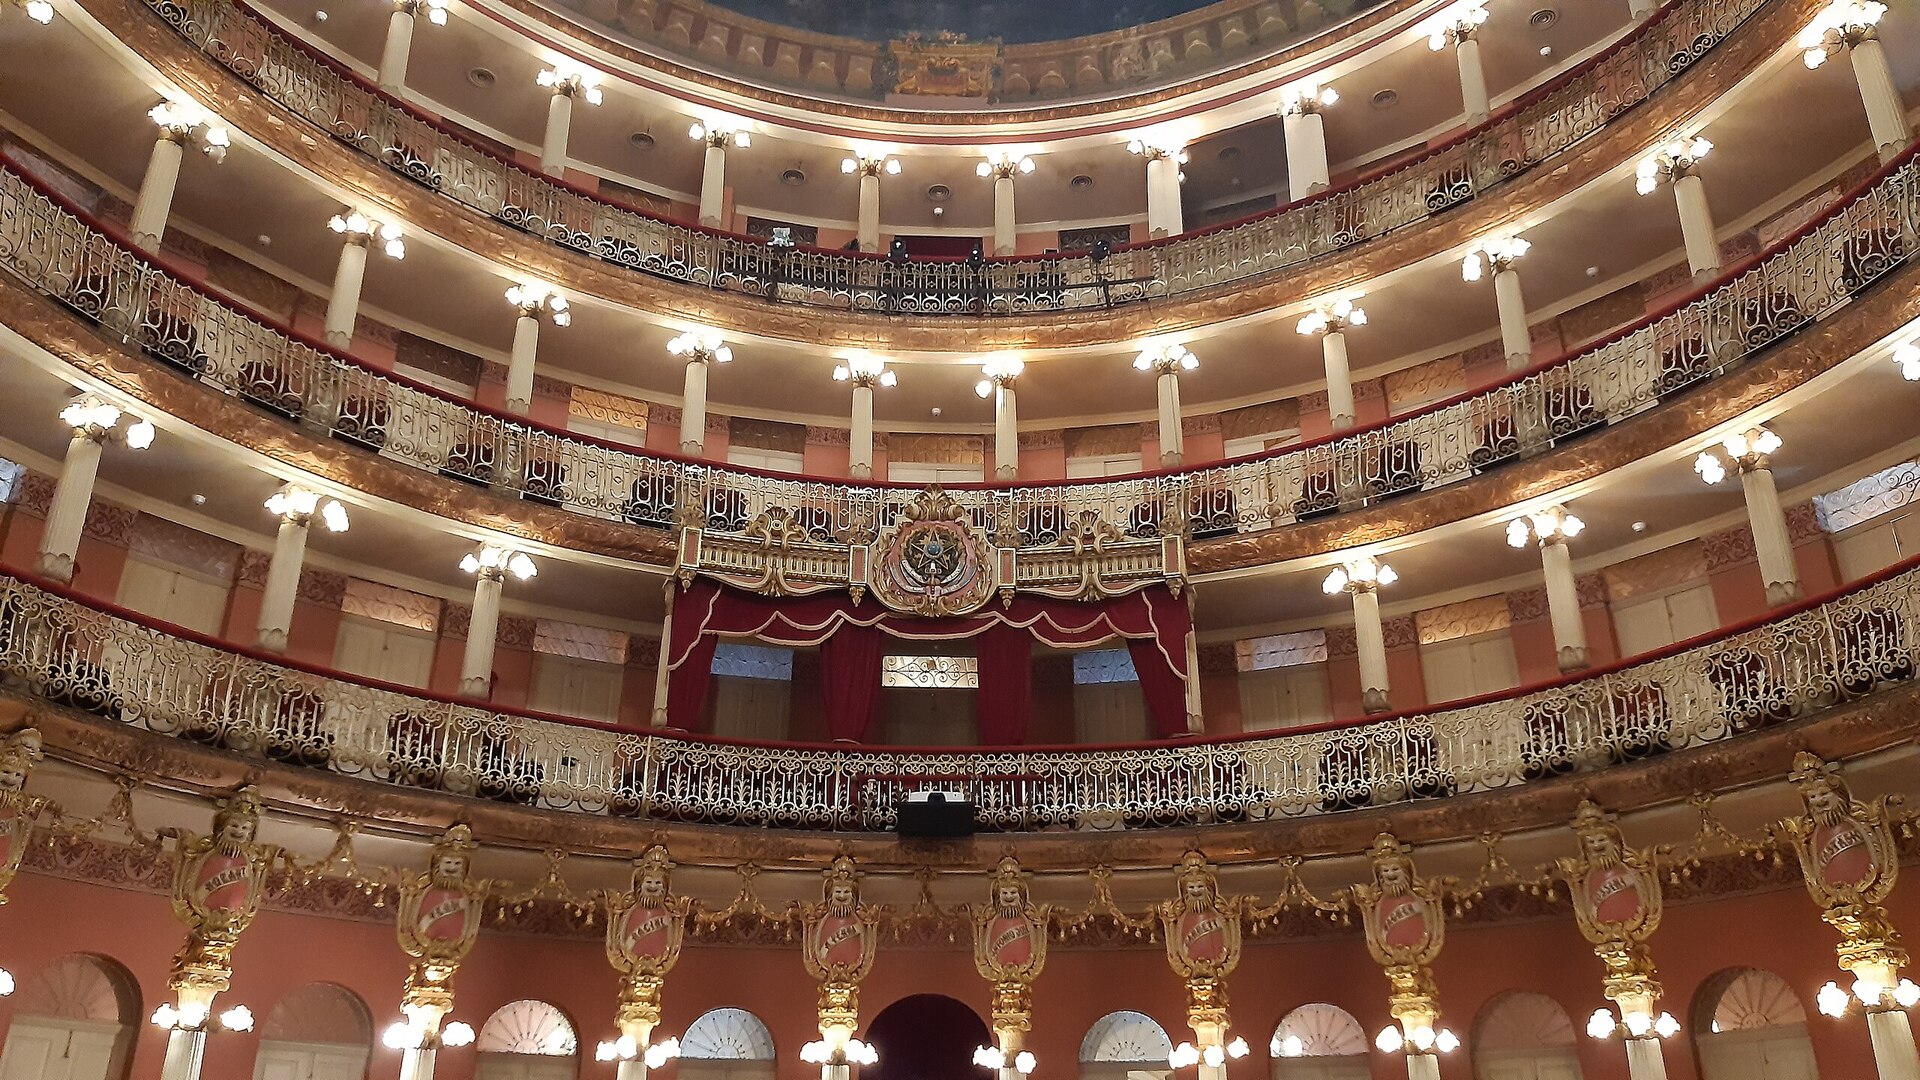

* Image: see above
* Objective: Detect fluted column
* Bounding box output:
[1280,84,1335,201]
[1868,1010,1920,1080]
[323,211,404,349]
[1638,138,1718,278]
[691,124,748,228]
[256,485,348,653]
[1623,1038,1670,1080]
[458,545,536,698]
[503,284,570,415]
[977,357,1025,479]
[132,102,227,252]
[834,354,895,479]
[1298,301,1366,431]
[1426,6,1492,125]
[1326,557,1397,714]
[537,63,603,177]
[377,0,444,93]
[1134,343,1197,467]
[668,330,732,456]
[159,1029,207,1080]
[1803,7,1908,161]
[843,153,898,253]
[1465,237,1533,369]
[1695,427,1801,605]
[980,153,1033,256]
[1508,506,1589,672]
[35,399,153,583]
[1130,140,1187,239]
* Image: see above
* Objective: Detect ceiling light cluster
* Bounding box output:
[148,99,231,161]
[977,148,1037,178]
[668,328,732,364]
[506,282,571,324]
[1324,555,1397,595]
[60,396,155,448]
[598,1034,681,1066]
[834,352,897,387]
[1281,80,1339,115]
[328,210,406,259]
[537,59,605,104]
[265,483,350,532]
[975,356,1025,397]
[1694,426,1782,484]
[1134,342,1198,373]
[689,120,751,147]
[1800,0,1884,67]
[1375,1023,1458,1054]
[1586,1006,1681,1040]
[1421,1,1488,48]
[1462,235,1530,281]
[1636,136,1712,194]
[843,150,902,175]
[1296,298,1367,336]
[1506,505,1584,547]
[461,543,538,581]
[973,1045,1038,1073]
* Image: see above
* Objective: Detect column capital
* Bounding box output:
[264,483,349,531]
[667,328,732,366]
[843,153,900,178]
[1636,136,1712,193]
[328,210,406,258]
[1505,504,1584,548]
[1324,556,1397,595]
[1463,235,1530,280]
[1279,81,1338,116]
[976,355,1025,394]
[978,151,1035,180]
[1134,342,1197,377]
[538,61,605,104]
[1296,299,1366,336]
[59,397,154,448]
[1125,138,1187,163]
[690,121,751,149]
[1421,1,1488,48]
[461,544,537,583]
[506,282,571,324]
[1801,0,1885,66]
[834,352,895,389]
[148,100,230,159]
[1694,426,1781,484]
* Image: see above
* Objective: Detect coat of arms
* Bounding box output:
[869,488,997,616]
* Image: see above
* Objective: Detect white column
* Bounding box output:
[33,429,105,583]
[849,382,876,479]
[1155,369,1184,467]
[378,1,417,94]
[505,308,540,414]
[1672,173,1720,278]
[1624,1038,1671,1080]
[651,580,675,728]
[460,570,504,698]
[398,1046,438,1080]
[1145,152,1184,238]
[1868,1009,1920,1080]
[1493,265,1530,370]
[699,139,728,227]
[993,382,1018,479]
[857,168,882,253]
[1850,37,1910,162]
[1455,34,1490,125]
[1739,462,1802,605]
[680,357,710,455]
[159,1027,208,1080]
[541,89,575,177]
[616,1062,649,1080]
[1352,586,1390,714]
[129,132,186,252]
[1627,0,1656,17]
[1282,108,1330,201]
[1540,538,1590,672]
[996,1032,1026,1080]
[255,512,310,653]
[1321,329,1356,431]
[1405,1053,1441,1080]
[992,172,1017,256]
[324,236,370,348]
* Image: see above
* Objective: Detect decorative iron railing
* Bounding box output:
[137,0,1773,315]
[2,561,1914,830]
[0,138,1910,552]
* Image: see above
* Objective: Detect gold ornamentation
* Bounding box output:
[804,854,880,1038]
[1159,852,1242,1048]
[869,488,997,616]
[165,786,278,1013]
[1781,752,1908,991]
[1556,800,1666,1017]
[888,33,998,98]
[0,728,47,905]
[973,856,1050,1044]
[604,844,690,1043]
[1351,833,1446,1038]
[395,824,489,1033]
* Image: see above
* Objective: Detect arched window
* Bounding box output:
[1693,969,1819,1080]
[476,1000,578,1080]
[254,983,373,1080]
[1271,1004,1369,1080]
[681,1008,778,1080]
[1470,991,1583,1080]
[0,953,140,1080]
[1080,1011,1174,1080]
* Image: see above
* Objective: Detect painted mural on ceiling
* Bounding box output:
[706,0,1230,44]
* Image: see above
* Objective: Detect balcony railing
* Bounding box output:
[137,0,1773,316]
[0,136,1912,554]
[2,559,1914,830]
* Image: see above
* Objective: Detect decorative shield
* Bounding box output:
[417,886,473,942]
[1376,894,1432,952]
[192,852,254,914]
[869,488,997,615]
[1584,865,1647,928]
[1814,820,1877,891]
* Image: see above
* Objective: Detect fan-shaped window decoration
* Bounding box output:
[12,954,138,1024]
[1272,1004,1368,1056]
[682,1009,778,1060]
[1081,1011,1175,1062]
[260,983,373,1045]
[477,1000,578,1056]
[1473,991,1579,1049]
[1703,969,1810,1033]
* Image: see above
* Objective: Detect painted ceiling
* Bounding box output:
[702,0,1233,44]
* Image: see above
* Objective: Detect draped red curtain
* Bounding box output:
[664,632,717,732]
[819,622,885,742]
[974,624,1033,745]
[1128,636,1188,738]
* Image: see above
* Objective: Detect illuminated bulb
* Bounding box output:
[1168,1042,1200,1069]
[1896,981,1920,1009]
[152,1004,180,1029]
[24,0,54,21]
[1623,1011,1653,1038]
[1201,1044,1225,1068]
[975,1046,1005,1069]
[801,1041,829,1064]
[1225,1037,1249,1059]
[1693,452,1727,486]
[645,1037,681,1068]
[423,0,447,23]
[219,1005,254,1033]
[1653,1013,1680,1039]
[1818,981,1851,1018]
[1895,343,1920,380]
[0,969,12,997]
[1435,1030,1459,1054]
[1014,1051,1036,1074]
[1374,1026,1403,1053]
[442,1021,476,1048]
[1587,1009,1617,1040]
[1409,1026,1435,1052]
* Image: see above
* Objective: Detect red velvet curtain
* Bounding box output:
[1129,636,1188,738]
[975,624,1033,745]
[664,632,717,732]
[819,622,885,742]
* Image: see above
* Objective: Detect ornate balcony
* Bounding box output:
[2,556,1915,831]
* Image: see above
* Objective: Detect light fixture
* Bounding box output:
[1295,297,1367,335]
[801,1039,878,1066]
[264,484,350,533]
[1462,235,1531,281]
[327,210,406,259]
[973,1046,1038,1073]
[842,150,902,175]
[11,0,55,23]
[0,969,13,996]
[833,352,897,387]
[689,120,751,147]
[461,544,537,581]
[1375,1023,1457,1055]
[666,328,732,364]
[1168,1042,1200,1069]
[506,282,571,325]
[977,148,1037,177]
[1421,0,1488,49]
[1816,975,1920,1016]
[975,356,1025,397]
[1694,426,1781,485]
[1636,136,1712,195]
[442,1021,476,1048]
[600,1034,682,1066]
[1799,0,1884,67]
[1894,341,1920,380]
[148,99,231,161]
[60,396,155,449]
[1274,1033,1304,1057]
[1125,137,1190,164]
[536,59,605,104]
[153,1001,253,1032]
[1588,1006,1680,1040]
[1505,504,1584,547]
[1134,342,1198,373]
[1281,80,1339,114]
[421,0,448,24]
[1324,555,1397,594]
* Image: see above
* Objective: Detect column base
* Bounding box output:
[1329,413,1355,431]
[505,397,532,415]
[1556,646,1590,674]
[1159,452,1183,468]
[132,229,163,251]
[679,440,705,456]
[1764,580,1803,607]
[995,465,1018,480]
[458,676,490,699]
[1361,688,1392,714]
[254,627,290,654]
[31,551,75,584]
[849,465,873,480]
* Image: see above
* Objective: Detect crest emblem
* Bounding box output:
[869,488,997,616]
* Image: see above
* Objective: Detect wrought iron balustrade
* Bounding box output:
[1,559,1913,830]
[135,0,1773,315]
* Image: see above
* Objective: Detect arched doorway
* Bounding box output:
[1693,968,1819,1080]
[475,1000,579,1080]
[1080,1011,1174,1080]
[253,982,373,1080]
[1470,992,1582,1080]
[1271,1004,1369,1080]
[681,1008,777,1080]
[864,994,991,1080]
[0,953,140,1080]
